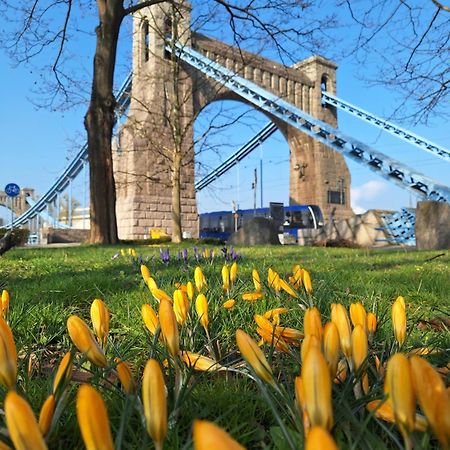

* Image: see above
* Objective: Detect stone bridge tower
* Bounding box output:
[115,2,352,239]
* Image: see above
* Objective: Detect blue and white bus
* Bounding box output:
[199,203,324,241]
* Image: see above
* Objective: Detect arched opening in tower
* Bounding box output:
[194,99,290,214]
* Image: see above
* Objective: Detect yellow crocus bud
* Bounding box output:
[410,356,450,448]
[351,325,368,372]
[66,315,107,368]
[0,317,17,389]
[302,269,313,295]
[367,312,377,335]
[1,289,10,317]
[52,352,73,394]
[256,327,290,353]
[193,419,245,450]
[223,299,236,309]
[186,281,195,301]
[323,322,340,378]
[151,288,173,304]
[242,292,264,302]
[5,391,47,450]
[305,427,338,450]
[236,329,274,385]
[141,304,159,336]
[147,277,158,292]
[350,302,367,332]
[115,358,135,394]
[222,265,230,293]
[194,266,206,292]
[302,347,333,429]
[76,385,114,450]
[90,299,109,346]
[252,269,261,292]
[334,359,348,384]
[331,303,352,359]
[140,264,151,283]
[173,289,189,325]
[392,296,406,346]
[142,359,167,450]
[195,294,209,330]
[181,351,223,371]
[230,262,238,284]
[39,394,55,436]
[304,307,323,340]
[279,279,299,298]
[159,299,179,357]
[301,334,321,364]
[385,353,416,436]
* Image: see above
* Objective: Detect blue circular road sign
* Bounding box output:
[4,183,20,198]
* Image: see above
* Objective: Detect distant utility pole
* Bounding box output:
[252,168,257,215]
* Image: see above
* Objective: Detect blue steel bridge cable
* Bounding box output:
[169,41,450,203]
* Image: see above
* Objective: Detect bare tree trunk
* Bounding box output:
[84,2,123,244]
[171,152,182,243]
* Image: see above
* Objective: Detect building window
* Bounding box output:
[142,20,150,62]
[327,190,345,205]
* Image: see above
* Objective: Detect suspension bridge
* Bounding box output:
[1,4,449,245]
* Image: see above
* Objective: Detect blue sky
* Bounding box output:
[0,2,449,222]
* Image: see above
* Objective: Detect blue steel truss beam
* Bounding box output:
[170,42,450,203]
[195,122,277,191]
[321,91,450,162]
[9,74,133,228]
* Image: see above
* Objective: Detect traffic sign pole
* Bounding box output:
[4,183,21,230]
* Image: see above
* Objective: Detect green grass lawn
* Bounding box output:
[0,243,448,449]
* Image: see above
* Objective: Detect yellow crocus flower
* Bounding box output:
[230,262,238,284]
[193,419,246,450]
[323,322,340,378]
[38,394,55,436]
[302,347,333,430]
[151,288,173,304]
[236,329,274,385]
[256,326,290,353]
[90,299,109,346]
[304,307,323,340]
[264,308,289,320]
[222,265,230,293]
[385,353,416,437]
[181,351,223,371]
[142,359,167,450]
[252,269,261,292]
[301,334,321,364]
[76,385,114,450]
[115,357,135,394]
[349,302,367,332]
[140,264,151,283]
[279,279,299,298]
[410,355,450,448]
[267,268,281,292]
[159,299,179,358]
[195,294,209,330]
[392,296,406,346]
[242,292,264,301]
[367,312,377,335]
[52,351,73,394]
[66,315,107,368]
[186,281,195,301]
[173,289,189,325]
[305,427,338,450]
[194,266,206,292]
[147,277,158,292]
[292,264,303,289]
[302,269,313,295]
[351,325,368,372]
[5,391,48,450]
[331,303,352,359]
[0,317,17,389]
[223,299,236,309]
[141,304,159,336]
[1,289,10,317]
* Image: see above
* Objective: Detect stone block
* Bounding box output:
[228,217,281,246]
[416,201,450,250]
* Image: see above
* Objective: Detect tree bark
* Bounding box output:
[84,1,123,244]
